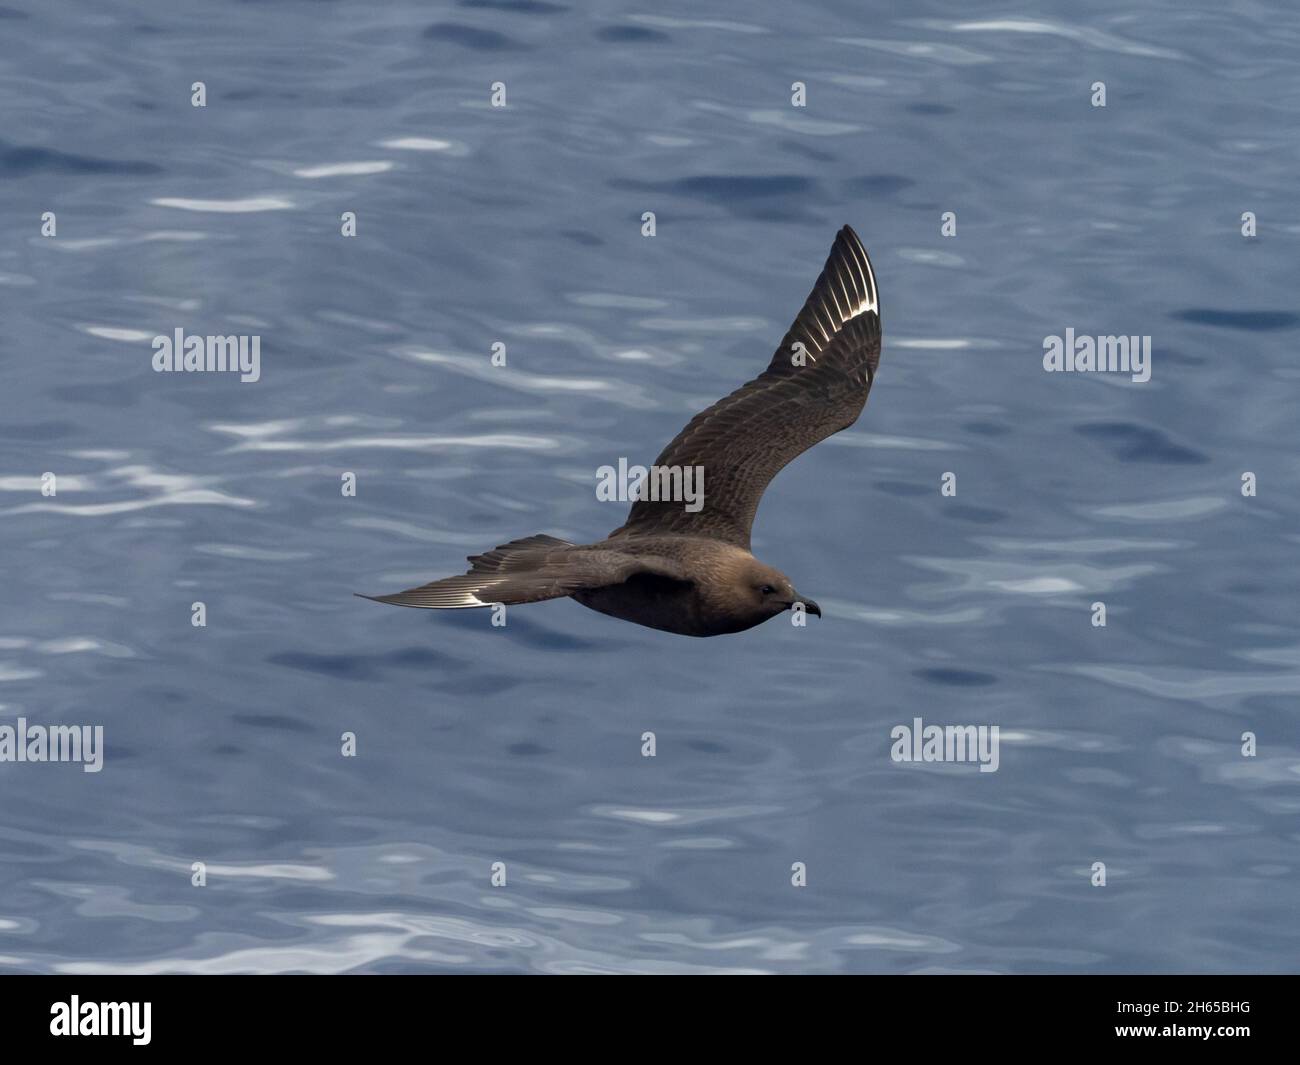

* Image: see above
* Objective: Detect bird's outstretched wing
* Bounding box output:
[356,534,690,609]
[608,225,881,549]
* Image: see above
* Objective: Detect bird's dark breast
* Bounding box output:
[571,575,763,638]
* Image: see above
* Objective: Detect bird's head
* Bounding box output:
[738,558,821,623]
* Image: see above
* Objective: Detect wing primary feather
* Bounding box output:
[608,225,882,548]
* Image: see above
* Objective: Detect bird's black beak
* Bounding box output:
[790,597,821,618]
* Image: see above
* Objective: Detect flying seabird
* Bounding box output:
[359,225,881,636]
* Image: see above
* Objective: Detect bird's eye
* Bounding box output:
[760,584,775,595]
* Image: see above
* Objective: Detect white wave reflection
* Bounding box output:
[590,804,781,826]
[4,831,989,973]
[656,837,736,850]
[907,556,1161,599]
[0,465,256,517]
[77,325,154,342]
[840,37,992,65]
[341,516,490,546]
[931,18,1185,60]
[226,432,560,454]
[377,137,468,156]
[825,600,985,626]
[828,431,962,451]
[51,909,771,975]
[151,197,294,213]
[899,248,965,266]
[692,101,859,135]
[0,637,136,659]
[39,231,209,254]
[34,882,197,923]
[207,412,560,454]
[69,839,332,883]
[1088,497,1228,521]
[48,593,131,607]
[637,316,766,334]
[1151,737,1300,817]
[628,14,768,34]
[746,109,861,135]
[1054,664,1300,704]
[394,347,649,407]
[845,928,961,952]
[566,292,669,310]
[193,544,312,562]
[892,337,998,350]
[0,475,93,492]
[974,536,1186,555]
[292,161,393,179]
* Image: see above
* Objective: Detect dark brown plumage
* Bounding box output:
[359,225,882,637]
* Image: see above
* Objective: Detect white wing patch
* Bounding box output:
[837,229,878,318]
[798,227,878,360]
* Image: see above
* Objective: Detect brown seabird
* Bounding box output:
[359,225,881,636]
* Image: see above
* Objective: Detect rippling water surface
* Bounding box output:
[2,1,1298,973]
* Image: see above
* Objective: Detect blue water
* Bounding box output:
[2,0,1298,974]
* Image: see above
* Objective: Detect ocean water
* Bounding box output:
[1,0,1298,974]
